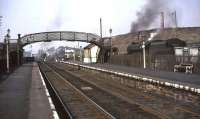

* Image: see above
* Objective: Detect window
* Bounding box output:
[189,48,198,56]
[175,48,183,56]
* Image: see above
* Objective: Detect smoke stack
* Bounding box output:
[100,18,102,38]
[160,12,165,29]
[174,11,178,28]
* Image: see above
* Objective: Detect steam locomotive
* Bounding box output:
[127,38,186,55]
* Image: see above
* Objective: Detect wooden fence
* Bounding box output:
[109,54,200,73]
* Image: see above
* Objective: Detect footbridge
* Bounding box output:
[18,31,109,63]
[20,31,102,46]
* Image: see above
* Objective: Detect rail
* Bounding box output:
[38,63,74,119]
[39,62,115,119]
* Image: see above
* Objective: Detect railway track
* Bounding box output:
[48,62,200,119]
[39,62,115,119]
[39,62,164,119]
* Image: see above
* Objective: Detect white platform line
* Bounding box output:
[39,70,60,119]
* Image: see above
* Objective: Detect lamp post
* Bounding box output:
[142,41,146,69]
[5,29,10,73]
[73,47,75,62]
[141,32,157,69]
[141,33,148,69]
[79,46,82,62]
[109,28,112,56]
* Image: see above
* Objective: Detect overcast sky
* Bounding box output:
[0,0,146,39]
[1,0,200,53]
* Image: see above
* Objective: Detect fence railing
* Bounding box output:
[109,54,200,73]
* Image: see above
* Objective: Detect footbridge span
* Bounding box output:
[19,31,108,62]
[20,31,101,46]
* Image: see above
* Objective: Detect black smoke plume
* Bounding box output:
[130,0,168,32]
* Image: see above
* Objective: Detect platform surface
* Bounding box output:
[67,61,200,88]
[0,63,53,119]
[88,63,200,85]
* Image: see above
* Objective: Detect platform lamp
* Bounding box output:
[79,46,82,63]
[17,34,21,65]
[109,28,112,56]
[5,29,10,73]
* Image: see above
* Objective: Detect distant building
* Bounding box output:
[83,44,100,63]
[64,48,74,60]
[23,51,32,57]
[174,46,200,63]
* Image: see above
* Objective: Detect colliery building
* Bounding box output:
[108,27,200,73]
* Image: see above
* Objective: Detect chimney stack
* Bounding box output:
[174,11,178,28]
[160,12,164,30]
[100,18,102,38]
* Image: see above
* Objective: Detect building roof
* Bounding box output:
[112,27,200,44]
[84,43,96,49]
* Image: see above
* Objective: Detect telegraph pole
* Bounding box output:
[99,18,103,63]
[174,11,178,28]
[0,16,2,28]
[0,16,2,25]
[0,16,2,41]
[109,28,112,56]
[6,29,10,73]
[17,34,21,65]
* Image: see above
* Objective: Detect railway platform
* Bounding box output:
[89,63,200,85]
[0,63,54,119]
[63,61,200,93]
